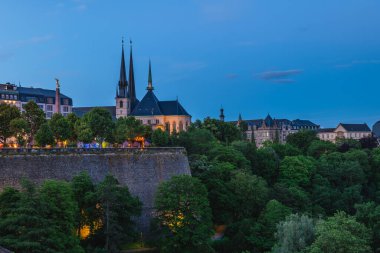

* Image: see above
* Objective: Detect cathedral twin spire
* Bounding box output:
[117,38,154,99]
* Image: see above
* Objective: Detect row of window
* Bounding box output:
[0,94,17,100]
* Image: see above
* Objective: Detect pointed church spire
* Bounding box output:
[147,59,154,91]
[128,39,136,106]
[118,38,128,98]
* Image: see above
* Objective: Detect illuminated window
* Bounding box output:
[179,121,184,131]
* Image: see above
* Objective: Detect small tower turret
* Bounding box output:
[219,107,225,122]
[55,78,61,114]
[147,60,154,91]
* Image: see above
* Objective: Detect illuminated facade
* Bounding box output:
[234,113,319,147]
[0,80,73,119]
[73,41,191,133]
[318,123,372,143]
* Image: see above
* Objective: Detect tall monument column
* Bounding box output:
[55,78,61,114]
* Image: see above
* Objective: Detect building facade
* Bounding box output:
[233,113,319,147]
[0,80,73,118]
[318,123,372,143]
[73,41,191,133]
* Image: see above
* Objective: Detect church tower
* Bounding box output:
[116,39,130,119]
[128,40,137,111]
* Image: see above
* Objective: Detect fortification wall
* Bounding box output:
[0,148,191,236]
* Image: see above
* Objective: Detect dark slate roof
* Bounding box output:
[158,101,190,116]
[373,121,380,137]
[340,123,371,132]
[130,90,163,116]
[264,114,274,127]
[292,119,319,127]
[72,106,116,119]
[317,128,335,133]
[18,87,70,99]
[130,91,190,117]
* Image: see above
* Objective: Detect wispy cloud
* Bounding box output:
[335,60,380,68]
[256,69,303,83]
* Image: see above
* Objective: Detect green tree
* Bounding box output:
[49,113,71,144]
[252,147,280,186]
[23,101,46,146]
[307,140,337,158]
[307,211,371,253]
[279,156,316,187]
[228,171,269,220]
[75,119,94,143]
[71,172,97,238]
[151,128,170,146]
[114,116,151,143]
[154,175,214,253]
[10,117,29,147]
[67,113,80,142]
[355,202,380,252]
[35,123,55,147]
[39,180,84,253]
[81,108,114,143]
[249,200,292,252]
[177,128,218,155]
[0,103,21,146]
[92,175,141,253]
[286,130,318,154]
[208,145,251,170]
[0,180,81,253]
[268,143,301,160]
[272,213,316,253]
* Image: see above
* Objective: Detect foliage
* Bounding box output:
[0,103,21,145]
[154,175,214,253]
[114,116,151,143]
[91,175,142,253]
[198,117,243,143]
[307,211,371,253]
[10,117,29,147]
[0,180,83,253]
[227,171,269,220]
[251,147,280,185]
[23,101,46,145]
[35,123,55,147]
[286,130,318,153]
[355,202,380,252]
[307,140,336,158]
[151,128,169,147]
[177,128,218,155]
[249,200,292,252]
[81,108,114,142]
[272,213,316,253]
[49,113,71,143]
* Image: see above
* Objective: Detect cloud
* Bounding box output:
[226,73,238,79]
[335,60,380,68]
[257,69,303,83]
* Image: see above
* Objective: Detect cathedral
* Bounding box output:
[73,41,191,133]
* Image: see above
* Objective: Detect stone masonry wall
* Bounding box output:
[0,148,191,237]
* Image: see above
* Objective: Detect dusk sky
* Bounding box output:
[1,0,380,127]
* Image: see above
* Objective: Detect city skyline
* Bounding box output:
[1,0,380,127]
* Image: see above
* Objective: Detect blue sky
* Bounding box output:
[1,0,380,127]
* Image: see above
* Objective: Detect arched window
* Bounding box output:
[179,121,184,131]
[172,122,177,133]
[119,100,123,108]
[165,122,170,133]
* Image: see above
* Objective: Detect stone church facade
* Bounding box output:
[73,41,191,133]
